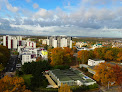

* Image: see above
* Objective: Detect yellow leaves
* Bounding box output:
[77,50,89,64]
[58,83,72,92]
[93,62,116,86]
[50,47,73,66]
[104,50,113,60]
[117,52,122,62]
[0,76,31,92]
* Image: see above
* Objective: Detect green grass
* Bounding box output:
[21,74,32,86]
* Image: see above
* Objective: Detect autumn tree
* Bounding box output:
[77,50,89,64]
[104,50,113,60]
[94,48,103,59]
[93,62,115,86]
[63,47,73,64]
[50,47,74,66]
[58,83,72,92]
[117,52,122,62]
[0,75,31,92]
[112,65,122,86]
[50,47,64,66]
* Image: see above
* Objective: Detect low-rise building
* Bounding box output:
[48,68,96,86]
[76,42,88,48]
[88,59,105,66]
[92,44,103,49]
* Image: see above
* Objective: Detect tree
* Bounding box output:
[93,62,115,86]
[21,61,51,89]
[50,47,74,66]
[77,50,89,64]
[0,45,10,66]
[117,52,122,62]
[94,48,103,59]
[63,47,73,64]
[112,65,122,86]
[58,83,72,92]
[0,75,31,92]
[104,50,113,60]
[50,47,64,66]
[0,64,4,72]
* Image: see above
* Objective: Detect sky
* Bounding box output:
[0,0,122,38]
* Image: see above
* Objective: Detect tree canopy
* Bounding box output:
[93,62,122,86]
[0,75,31,92]
[49,47,73,66]
[0,45,10,67]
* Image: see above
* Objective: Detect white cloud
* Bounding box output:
[26,0,31,3]
[33,3,39,9]
[5,0,18,12]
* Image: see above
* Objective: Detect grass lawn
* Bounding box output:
[21,74,32,86]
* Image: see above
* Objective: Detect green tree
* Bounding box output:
[0,45,10,66]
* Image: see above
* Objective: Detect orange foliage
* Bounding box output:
[117,52,122,62]
[93,62,115,86]
[50,47,73,66]
[58,83,72,92]
[104,50,113,60]
[0,76,31,92]
[77,50,89,64]
[112,65,122,86]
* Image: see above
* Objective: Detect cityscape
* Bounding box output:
[0,0,122,92]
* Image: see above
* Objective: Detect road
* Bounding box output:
[5,55,18,72]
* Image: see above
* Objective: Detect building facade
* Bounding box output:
[47,36,72,48]
[88,59,105,66]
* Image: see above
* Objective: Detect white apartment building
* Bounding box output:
[19,47,47,65]
[21,54,36,65]
[3,35,36,49]
[47,36,72,48]
[27,41,36,48]
[42,39,47,44]
[3,35,18,49]
[88,59,105,66]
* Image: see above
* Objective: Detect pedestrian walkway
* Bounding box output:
[45,74,58,88]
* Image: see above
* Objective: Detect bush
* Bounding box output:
[16,70,23,76]
[81,67,88,72]
[71,83,98,92]
[53,65,70,70]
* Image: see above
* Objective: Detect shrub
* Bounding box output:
[53,65,70,70]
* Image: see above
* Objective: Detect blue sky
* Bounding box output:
[0,0,122,38]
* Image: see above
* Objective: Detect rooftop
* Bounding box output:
[50,68,95,83]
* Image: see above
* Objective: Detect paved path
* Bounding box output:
[45,74,58,88]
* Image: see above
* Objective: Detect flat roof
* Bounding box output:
[89,59,104,61]
[50,68,95,83]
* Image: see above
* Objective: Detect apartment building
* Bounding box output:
[21,53,37,65]
[3,35,17,49]
[3,35,36,49]
[47,36,72,48]
[19,47,47,65]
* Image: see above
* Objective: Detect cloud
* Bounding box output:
[5,0,18,12]
[0,0,122,37]
[26,0,31,3]
[33,3,39,9]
